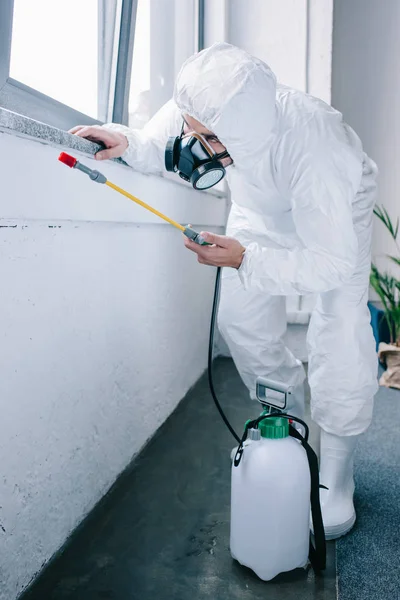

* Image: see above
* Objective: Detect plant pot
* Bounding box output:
[368,301,391,351]
[378,342,400,389]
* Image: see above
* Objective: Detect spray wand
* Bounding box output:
[58,152,210,246]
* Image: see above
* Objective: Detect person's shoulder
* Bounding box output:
[276,85,344,136]
[271,87,364,192]
[275,85,365,172]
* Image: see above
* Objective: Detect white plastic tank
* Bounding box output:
[230,416,311,581]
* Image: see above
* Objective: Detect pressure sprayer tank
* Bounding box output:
[230,417,311,581]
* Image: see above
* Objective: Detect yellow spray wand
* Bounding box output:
[58,152,210,245]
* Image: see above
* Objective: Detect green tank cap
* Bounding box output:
[259,416,289,439]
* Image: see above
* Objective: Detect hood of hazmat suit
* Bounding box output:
[105,43,379,436]
[173,42,277,171]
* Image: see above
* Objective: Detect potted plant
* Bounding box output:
[370,205,400,388]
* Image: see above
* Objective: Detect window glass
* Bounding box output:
[10,0,99,118]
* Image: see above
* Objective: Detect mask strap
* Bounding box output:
[215,150,230,161]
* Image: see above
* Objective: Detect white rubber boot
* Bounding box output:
[317,429,358,540]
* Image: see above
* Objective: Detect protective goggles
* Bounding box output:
[165,124,230,190]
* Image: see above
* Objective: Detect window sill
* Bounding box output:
[0,106,126,167]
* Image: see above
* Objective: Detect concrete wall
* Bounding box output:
[0,131,226,599]
[332,0,400,272]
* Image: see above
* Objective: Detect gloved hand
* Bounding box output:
[68,125,128,161]
[184,232,245,269]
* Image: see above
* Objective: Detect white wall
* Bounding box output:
[0,131,226,600]
[307,0,334,102]
[229,0,308,91]
[227,0,333,101]
[332,0,400,273]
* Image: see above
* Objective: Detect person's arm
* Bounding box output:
[102,99,181,173]
[69,99,181,174]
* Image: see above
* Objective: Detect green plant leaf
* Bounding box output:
[389,255,400,267]
[371,207,400,342]
[374,205,399,242]
[370,263,400,343]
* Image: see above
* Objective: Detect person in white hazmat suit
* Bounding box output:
[70,43,378,540]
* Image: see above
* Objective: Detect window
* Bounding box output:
[0,0,130,129]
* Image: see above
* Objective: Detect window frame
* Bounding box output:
[0,0,138,130]
[195,0,205,51]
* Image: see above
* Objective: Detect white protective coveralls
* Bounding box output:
[105,42,378,437]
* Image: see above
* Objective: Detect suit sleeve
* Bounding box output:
[102,99,182,175]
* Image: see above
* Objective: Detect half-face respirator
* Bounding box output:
[165,128,230,190]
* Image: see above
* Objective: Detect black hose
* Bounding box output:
[208,267,241,443]
[207,268,307,446]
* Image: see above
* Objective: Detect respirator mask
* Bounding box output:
[165,124,230,190]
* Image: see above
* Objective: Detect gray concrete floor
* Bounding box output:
[22,358,335,600]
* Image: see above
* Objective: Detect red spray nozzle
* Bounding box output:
[58,152,78,168]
